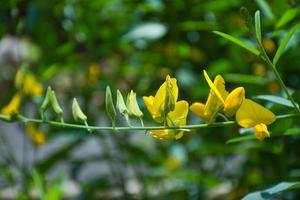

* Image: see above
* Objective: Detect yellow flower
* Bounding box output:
[190,70,244,122]
[143,75,189,140]
[26,124,47,145]
[143,75,178,123]
[88,63,100,85]
[236,99,276,141]
[149,100,189,140]
[15,70,43,97]
[1,93,21,115]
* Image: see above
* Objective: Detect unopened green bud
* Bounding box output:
[72,98,87,123]
[106,86,116,127]
[127,90,143,118]
[116,90,131,126]
[116,90,128,115]
[40,86,52,120]
[50,90,64,117]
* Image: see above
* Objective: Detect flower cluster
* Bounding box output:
[144,71,275,141]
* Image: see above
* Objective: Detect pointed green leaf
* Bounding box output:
[226,135,255,144]
[276,6,300,29]
[255,10,262,43]
[254,0,274,19]
[254,95,298,108]
[273,23,300,66]
[242,181,300,200]
[213,31,260,56]
[105,86,116,127]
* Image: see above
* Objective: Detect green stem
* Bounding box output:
[256,40,300,114]
[0,113,297,132]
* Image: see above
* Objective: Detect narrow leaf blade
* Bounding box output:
[254,95,298,108]
[273,23,300,66]
[213,31,260,56]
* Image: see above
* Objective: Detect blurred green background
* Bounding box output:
[0,0,300,199]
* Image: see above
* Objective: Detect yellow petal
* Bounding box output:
[236,99,276,128]
[254,123,270,141]
[153,75,178,114]
[149,129,183,141]
[1,93,21,115]
[203,70,226,105]
[190,102,210,122]
[224,87,245,117]
[167,100,189,126]
[143,96,163,123]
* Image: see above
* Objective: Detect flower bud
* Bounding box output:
[127,90,143,118]
[72,98,87,123]
[41,86,52,111]
[224,87,245,117]
[254,123,270,141]
[50,90,64,120]
[106,86,116,127]
[163,76,176,117]
[116,90,128,115]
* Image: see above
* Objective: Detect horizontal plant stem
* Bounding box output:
[0,113,298,132]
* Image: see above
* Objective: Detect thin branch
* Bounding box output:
[0,113,298,132]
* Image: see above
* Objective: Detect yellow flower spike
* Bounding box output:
[254,123,270,141]
[224,87,245,117]
[1,93,21,115]
[236,99,276,141]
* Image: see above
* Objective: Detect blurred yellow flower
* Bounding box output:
[15,70,43,96]
[236,99,276,141]
[263,38,276,54]
[253,63,266,77]
[143,75,189,140]
[164,155,181,170]
[1,93,21,115]
[190,70,244,123]
[88,63,100,85]
[26,124,47,145]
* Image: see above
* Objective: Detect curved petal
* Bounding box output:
[203,70,226,105]
[167,100,189,126]
[190,102,210,122]
[236,99,276,128]
[224,87,245,117]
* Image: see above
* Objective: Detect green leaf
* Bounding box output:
[32,170,45,199]
[254,95,298,108]
[213,31,260,56]
[273,23,300,66]
[284,128,300,136]
[276,6,300,29]
[254,0,274,20]
[242,181,300,200]
[226,135,255,144]
[255,10,262,42]
[223,74,267,85]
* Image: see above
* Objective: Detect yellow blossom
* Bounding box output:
[143,75,188,140]
[263,38,276,54]
[149,100,189,140]
[190,70,244,122]
[236,99,276,141]
[1,93,21,115]
[15,70,43,97]
[143,75,178,123]
[26,124,47,145]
